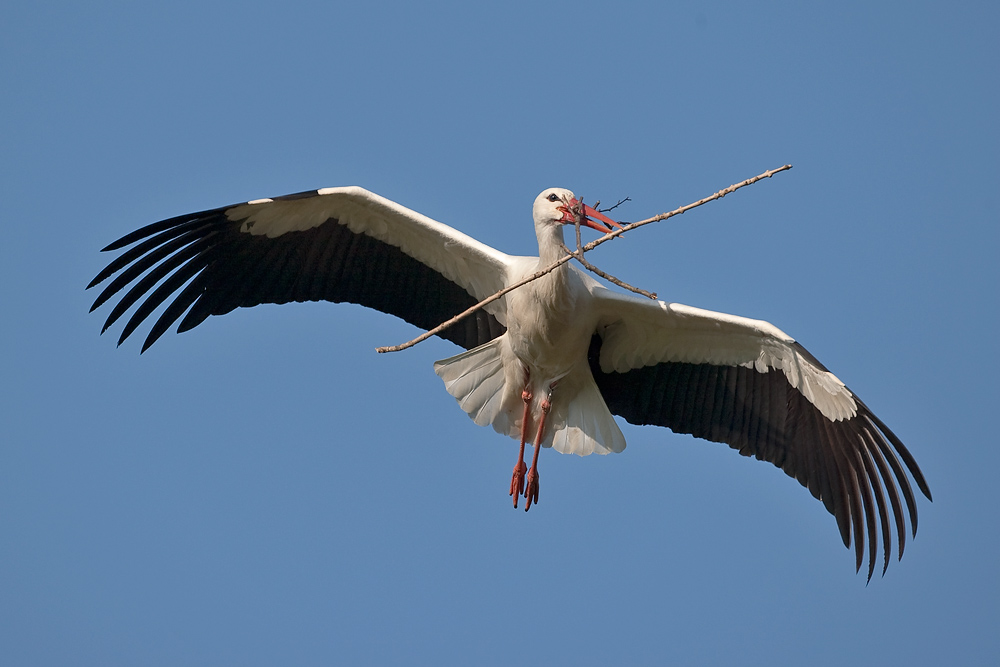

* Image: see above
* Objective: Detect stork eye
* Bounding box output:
[547,193,560,202]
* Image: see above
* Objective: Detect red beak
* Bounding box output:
[559,198,622,234]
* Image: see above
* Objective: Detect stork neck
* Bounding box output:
[536,223,568,266]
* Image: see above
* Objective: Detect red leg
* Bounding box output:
[523,392,551,511]
[509,371,531,508]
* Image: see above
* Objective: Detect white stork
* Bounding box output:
[88,185,931,580]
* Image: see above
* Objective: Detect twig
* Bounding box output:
[572,198,582,253]
[559,242,657,299]
[375,164,792,354]
[597,197,631,214]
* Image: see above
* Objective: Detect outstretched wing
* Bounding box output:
[589,287,931,580]
[88,186,512,351]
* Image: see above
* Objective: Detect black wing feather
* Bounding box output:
[588,334,931,580]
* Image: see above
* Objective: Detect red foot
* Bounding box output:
[510,461,527,508]
[524,467,539,511]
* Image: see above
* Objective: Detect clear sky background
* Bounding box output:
[2,2,997,665]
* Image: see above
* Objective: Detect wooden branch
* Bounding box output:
[375,164,792,354]
[578,164,793,254]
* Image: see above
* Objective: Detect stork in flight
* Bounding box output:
[88,185,931,580]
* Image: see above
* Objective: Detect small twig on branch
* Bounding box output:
[559,242,657,299]
[572,198,583,253]
[597,197,631,214]
[375,164,792,354]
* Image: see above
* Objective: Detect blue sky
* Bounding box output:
[2,1,998,664]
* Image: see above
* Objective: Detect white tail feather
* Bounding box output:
[434,340,507,427]
[434,341,626,457]
[548,371,626,456]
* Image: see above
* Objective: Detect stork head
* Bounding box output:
[532,188,621,234]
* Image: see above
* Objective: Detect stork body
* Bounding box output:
[88,185,931,579]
